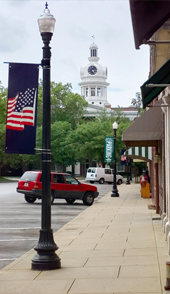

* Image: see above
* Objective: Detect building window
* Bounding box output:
[92,102,94,104]
[86,88,89,97]
[91,88,95,96]
[97,88,103,96]
[99,102,102,104]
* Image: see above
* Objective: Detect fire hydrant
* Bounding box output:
[140,172,150,198]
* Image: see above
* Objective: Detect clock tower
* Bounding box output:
[78,43,110,107]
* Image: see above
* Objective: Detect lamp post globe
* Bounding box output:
[113,121,118,130]
[111,122,119,197]
[31,2,61,271]
[38,2,56,34]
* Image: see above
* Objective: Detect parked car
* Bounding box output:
[16,171,99,206]
[85,167,123,185]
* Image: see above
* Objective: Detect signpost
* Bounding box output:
[104,136,113,163]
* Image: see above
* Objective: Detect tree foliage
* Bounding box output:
[131,92,145,116]
[64,112,131,167]
[37,81,88,128]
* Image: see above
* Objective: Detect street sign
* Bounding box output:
[104,136,113,162]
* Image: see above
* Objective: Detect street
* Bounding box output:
[0,181,113,269]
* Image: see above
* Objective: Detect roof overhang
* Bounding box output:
[122,100,162,147]
[129,0,170,49]
[141,59,170,108]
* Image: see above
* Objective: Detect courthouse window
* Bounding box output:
[97,88,103,96]
[86,88,89,97]
[91,88,95,96]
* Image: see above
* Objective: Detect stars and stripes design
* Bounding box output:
[6,88,37,131]
[5,62,39,154]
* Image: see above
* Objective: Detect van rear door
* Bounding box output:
[86,168,96,181]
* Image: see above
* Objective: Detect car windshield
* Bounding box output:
[88,168,96,173]
[20,172,38,181]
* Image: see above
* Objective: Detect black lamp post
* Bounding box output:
[32,3,61,270]
[126,159,131,185]
[111,122,119,197]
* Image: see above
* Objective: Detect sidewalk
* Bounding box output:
[0,183,169,294]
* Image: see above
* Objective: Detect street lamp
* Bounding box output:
[111,122,119,197]
[126,159,131,185]
[32,3,61,270]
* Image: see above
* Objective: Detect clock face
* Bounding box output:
[88,65,97,75]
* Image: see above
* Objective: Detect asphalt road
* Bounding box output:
[0,181,113,270]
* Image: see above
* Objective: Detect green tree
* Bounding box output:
[0,123,23,176]
[37,81,88,128]
[65,112,132,167]
[131,92,145,116]
[0,87,7,124]
[51,121,76,167]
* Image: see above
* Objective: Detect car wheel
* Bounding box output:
[99,178,104,184]
[65,198,75,204]
[83,192,94,206]
[117,179,122,185]
[25,195,36,203]
[90,181,94,184]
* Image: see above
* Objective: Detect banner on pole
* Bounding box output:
[5,63,39,154]
[121,149,127,165]
[104,136,113,162]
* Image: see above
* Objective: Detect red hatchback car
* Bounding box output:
[17,171,99,206]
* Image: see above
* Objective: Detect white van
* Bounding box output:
[85,167,123,185]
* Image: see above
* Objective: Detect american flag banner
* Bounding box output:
[5,63,39,154]
[7,88,37,131]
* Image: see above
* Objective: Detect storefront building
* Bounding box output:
[123,0,170,252]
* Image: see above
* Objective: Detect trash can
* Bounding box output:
[140,172,150,198]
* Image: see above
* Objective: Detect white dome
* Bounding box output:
[89,43,98,50]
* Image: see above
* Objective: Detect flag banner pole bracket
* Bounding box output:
[34,148,51,154]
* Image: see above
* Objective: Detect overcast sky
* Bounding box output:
[0,0,150,107]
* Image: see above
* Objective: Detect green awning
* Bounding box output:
[141,58,170,108]
[126,147,152,163]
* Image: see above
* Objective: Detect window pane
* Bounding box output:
[105,169,111,174]
[21,171,38,181]
[53,174,65,183]
[91,88,95,96]
[86,88,89,97]
[97,88,103,96]
[65,175,79,185]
